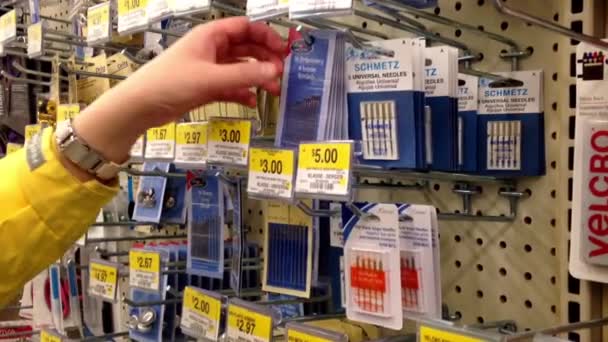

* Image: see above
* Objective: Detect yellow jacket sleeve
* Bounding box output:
[0,127,118,308]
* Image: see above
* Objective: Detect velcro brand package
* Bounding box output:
[346,38,427,169]
[478,70,545,176]
[424,46,459,171]
[570,41,608,281]
[457,73,479,173]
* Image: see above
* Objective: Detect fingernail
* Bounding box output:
[260,63,277,78]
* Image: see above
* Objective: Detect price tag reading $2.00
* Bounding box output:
[208,119,252,166]
[295,142,353,198]
[87,2,111,45]
[27,22,43,58]
[175,122,208,165]
[247,148,295,200]
[129,249,161,291]
[117,0,148,34]
[181,286,222,340]
[227,304,272,342]
[88,260,119,301]
[145,122,176,159]
[56,104,80,123]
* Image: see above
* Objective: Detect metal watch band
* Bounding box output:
[55,119,122,180]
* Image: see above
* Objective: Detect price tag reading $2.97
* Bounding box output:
[227,304,272,342]
[247,148,295,200]
[295,142,353,198]
[175,122,208,165]
[208,119,252,166]
[129,249,161,291]
[181,286,222,341]
[88,260,119,301]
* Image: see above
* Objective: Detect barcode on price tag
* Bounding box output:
[289,0,353,18]
[41,329,63,342]
[247,147,295,200]
[0,10,16,44]
[207,118,252,166]
[175,122,208,166]
[88,259,119,302]
[226,300,273,342]
[418,325,486,342]
[295,141,353,200]
[56,104,80,123]
[145,122,176,160]
[129,249,161,291]
[87,2,111,45]
[117,0,149,35]
[24,124,41,143]
[27,22,43,58]
[181,286,222,341]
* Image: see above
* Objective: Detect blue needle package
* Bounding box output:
[346,38,427,169]
[457,74,479,173]
[477,70,545,176]
[132,162,171,223]
[425,46,459,171]
[159,167,187,224]
[186,171,225,279]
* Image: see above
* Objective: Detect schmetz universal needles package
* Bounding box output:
[570,42,608,282]
[424,46,459,171]
[457,74,479,173]
[346,38,426,169]
[478,70,545,176]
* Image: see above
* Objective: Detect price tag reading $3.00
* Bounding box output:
[208,119,252,166]
[181,286,222,341]
[295,142,353,198]
[226,304,273,342]
[56,104,80,123]
[88,260,119,301]
[247,148,295,200]
[129,249,161,291]
[175,122,208,166]
[145,122,176,159]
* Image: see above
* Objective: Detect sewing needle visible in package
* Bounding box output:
[346,38,426,169]
[343,203,402,330]
[145,122,176,160]
[397,204,441,319]
[117,0,149,35]
[457,73,479,173]
[159,166,187,224]
[289,0,353,19]
[425,46,459,172]
[247,0,289,21]
[570,41,608,282]
[132,162,171,223]
[169,0,211,16]
[187,171,226,279]
[478,70,545,176]
[174,122,208,169]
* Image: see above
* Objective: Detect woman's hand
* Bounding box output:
[73,17,285,164]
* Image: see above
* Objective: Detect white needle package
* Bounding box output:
[457,73,479,173]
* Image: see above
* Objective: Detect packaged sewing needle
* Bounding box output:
[457,73,479,173]
[247,0,289,21]
[286,322,348,342]
[343,203,402,330]
[570,41,608,281]
[132,162,170,223]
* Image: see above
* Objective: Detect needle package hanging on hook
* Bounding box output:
[159,166,187,224]
[457,73,480,173]
[132,162,171,223]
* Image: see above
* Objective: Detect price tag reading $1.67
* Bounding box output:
[295,142,353,198]
[208,119,252,166]
[145,122,176,159]
[227,303,272,342]
[88,260,119,301]
[247,148,295,200]
[175,122,208,166]
[129,249,161,291]
[56,104,80,123]
[181,286,222,341]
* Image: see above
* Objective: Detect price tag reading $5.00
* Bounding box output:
[181,286,222,341]
[295,142,353,198]
[208,118,252,166]
[88,260,119,301]
[145,122,176,159]
[227,303,273,342]
[87,2,111,45]
[175,122,208,166]
[117,0,148,35]
[247,148,295,200]
[56,104,80,123]
[129,249,161,291]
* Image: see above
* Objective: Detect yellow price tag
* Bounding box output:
[129,249,161,290]
[181,286,222,339]
[250,148,294,176]
[24,124,41,143]
[227,304,272,342]
[0,10,16,41]
[27,22,42,46]
[40,330,62,342]
[6,143,22,154]
[208,119,251,145]
[147,122,176,142]
[298,142,352,171]
[88,3,110,27]
[56,104,80,123]
[118,0,148,14]
[419,325,485,342]
[287,329,332,342]
[89,261,119,301]
[176,123,207,145]
[183,287,221,321]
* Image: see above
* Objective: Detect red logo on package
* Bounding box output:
[351,266,387,293]
[0,325,33,340]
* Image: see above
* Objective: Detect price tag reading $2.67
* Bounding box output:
[181,286,222,340]
[129,249,161,291]
[88,260,119,301]
[208,119,252,166]
[227,304,272,342]
[247,148,295,200]
[295,142,353,198]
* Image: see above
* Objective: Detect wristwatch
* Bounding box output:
[55,119,122,180]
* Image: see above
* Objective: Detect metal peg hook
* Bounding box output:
[345,202,379,220]
[296,25,314,46]
[0,70,51,86]
[295,200,340,218]
[60,63,127,81]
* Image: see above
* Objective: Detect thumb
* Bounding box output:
[208,61,280,91]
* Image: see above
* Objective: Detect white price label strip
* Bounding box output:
[207,118,252,166]
[181,286,222,340]
[87,2,111,45]
[88,260,119,301]
[295,141,353,198]
[247,147,295,200]
[27,22,43,58]
[129,249,161,291]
